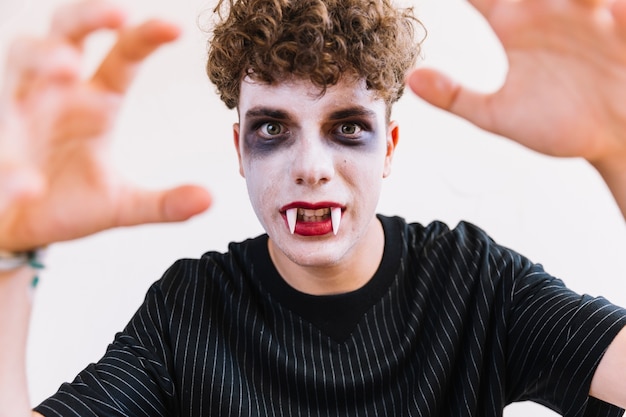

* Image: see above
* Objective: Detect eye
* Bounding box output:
[339,123,362,136]
[259,122,284,137]
[341,123,361,135]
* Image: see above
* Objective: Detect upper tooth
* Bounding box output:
[287,207,341,235]
[286,208,297,234]
[331,207,342,235]
[301,208,328,217]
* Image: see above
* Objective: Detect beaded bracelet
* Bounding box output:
[0,249,46,288]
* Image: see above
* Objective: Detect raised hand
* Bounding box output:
[0,1,212,251]
[407,0,626,215]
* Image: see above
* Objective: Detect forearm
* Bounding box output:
[0,267,36,417]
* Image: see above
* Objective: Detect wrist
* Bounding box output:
[0,249,46,288]
[0,249,45,270]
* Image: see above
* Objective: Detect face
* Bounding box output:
[234,76,399,273]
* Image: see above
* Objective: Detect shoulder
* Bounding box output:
[380,214,545,290]
[381,214,513,259]
[147,234,269,306]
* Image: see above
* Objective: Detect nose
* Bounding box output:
[291,135,335,186]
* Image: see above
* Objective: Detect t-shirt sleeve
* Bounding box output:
[34,277,177,417]
[506,263,626,417]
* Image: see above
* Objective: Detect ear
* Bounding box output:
[383,121,399,178]
[233,123,245,177]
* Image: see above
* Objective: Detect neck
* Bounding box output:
[267,217,385,296]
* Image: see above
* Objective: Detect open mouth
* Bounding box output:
[285,207,342,235]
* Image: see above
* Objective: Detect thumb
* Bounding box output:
[117,184,212,227]
[406,68,494,131]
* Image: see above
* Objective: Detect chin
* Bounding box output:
[276,238,351,269]
[290,252,344,269]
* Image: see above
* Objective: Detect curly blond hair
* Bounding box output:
[207,0,423,110]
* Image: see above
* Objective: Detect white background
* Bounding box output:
[1,0,626,415]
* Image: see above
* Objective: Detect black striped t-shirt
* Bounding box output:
[36,215,626,417]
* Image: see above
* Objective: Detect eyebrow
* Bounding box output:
[244,107,291,120]
[244,106,377,121]
[328,107,377,120]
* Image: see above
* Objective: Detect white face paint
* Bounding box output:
[233,76,398,282]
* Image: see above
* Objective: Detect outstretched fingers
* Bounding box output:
[572,0,607,8]
[467,0,498,18]
[91,19,181,94]
[2,37,81,103]
[612,0,626,34]
[49,0,127,46]
[406,68,495,132]
[2,1,127,103]
[49,1,181,94]
[115,185,213,228]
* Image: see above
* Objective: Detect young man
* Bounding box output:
[2,0,626,416]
